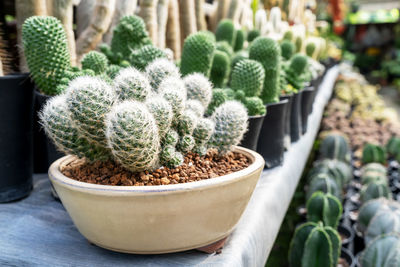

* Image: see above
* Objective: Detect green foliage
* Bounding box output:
[361,233,400,267]
[209,50,231,88]
[231,50,249,69]
[362,143,387,164]
[247,29,260,42]
[129,45,167,70]
[180,31,216,76]
[283,30,294,42]
[22,16,71,96]
[230,59,265,97]
[319,134,350,162]
[215,19,236,47]
[295,36,303,52]
[81,51,109,74]
[234,29,245,51]
[281,40,295,61]
[285,53,309,90]
[306,191,342,228]
[357,198,398,233]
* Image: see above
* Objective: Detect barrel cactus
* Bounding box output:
[357,198,399,232]
[247,29,260,42]
[22,16,71,96]
[365,209,400,244]
[209,50,231,88]
[145,58,180,90]
[231,50,249,69]
[361,233,400,267]
[184,73,213,108]
[114,67,151,101]
[288,222,341,267]
[306,191,342,228]
[307,173,341,200]
[361,172,387,185]
[319,134,350,162]
[361,163,387,177]
[81,51,109,75]
[362,143,387,164]
[230,59,265,97]
[308,159,352,189]
[360,181,391,202]
[215,19,236,47]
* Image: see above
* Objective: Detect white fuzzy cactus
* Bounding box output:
[183,73,212,108]
[106,101,160,172]
[177,135,196,153]
[145,58,180,90]
[146,96,173,138]
[66,76,116,147]
[163,129,180,146]
[160,145,184,168]
[177,109,198,135]
[114,67,152,101]
[209,101,248,153]
[193,118,215,144]
[160,77,187,120]
[186,99,205,117]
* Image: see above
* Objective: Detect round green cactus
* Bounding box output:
[129,45,167,70]
[22,16,71,96]
[365,209,400,245]
[307,173,341,200]
[360,181,391,203]
[145,58,181,90]
[177,135,196,153]
[216,41,234,58]
[362,143,387,164]
[308,159,352,189]
[234,29,245,51]
[105,101,159,172]
[319,134,350,162]
[66,76,116,147]
[306,191,342,228]
[113,67,151,101]
[283,30,294,41]
[386,136,400,157]
[209,50,231,88]
[231,50,249,69]
[180,31,216,76]
[163,129,180,147]
[209,101,248,153]
[215,19,236,47]
[361,163,387,177]
[230,59,265,97]
[243,96,266,116]
[177,110,198,136]
[295,35,303,52]
[281,40,295,61]
[247,29,260,42]
[357,198,398,232]
[160,146,184,168]
[361,172,387,185]
[81,51,109,75]
[184,73,213,108]
[186,99,205,117]
[193,118,215,144]
[207,88,229,115]
[146,96,173,139]
[361,233,400,267]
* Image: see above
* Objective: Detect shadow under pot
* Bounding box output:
[0,73,34,203]
[301,87,315,135]
[240,115,266,151]
[33,90,65,173]
[290,91,303,142]
[256,99,288,168]
[279,94,293,151]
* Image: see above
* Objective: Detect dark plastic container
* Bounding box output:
[301,87,315,135]
[290,91,303,142]
[339,224,355,253]
[0,73,34,202]
[33,90,64,173]
[240,115,266,151]
[256,99,289,168]
[280,94,293,150]
[341,247,356,267]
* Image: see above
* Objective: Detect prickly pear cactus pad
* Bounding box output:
[22,16,71,96]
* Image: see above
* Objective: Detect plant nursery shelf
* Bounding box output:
[0,67,339,267]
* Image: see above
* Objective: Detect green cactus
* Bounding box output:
[66,76,116,147]
[288,222,341,267]
[307,173,341,200]
[146,96,173,139]
[216,41,234,58]
[362,143,387,164]
[207,88,229,115]
[209,50,231,88]
[186,100,205,117]
[81,51,109,75]
[361,172,387,185]
[308,159,352,189]
[177,135,196,153]
[159,77,187,120]
[306,191,342,228]
[160,146,184,168]
[215,19,236,47]
[319,134,350,162]
[193,118,215,145]
[361,233,400,267]
[243,96,266,116]
[230,59,265,97]
[40,95,110,161]
[184,73,213,108]
[231,50,249,69]
[234,29,245,51]
[285,53,309,90]
[249,37,281,103]
[193,144,208,157]
[145,58,180,90]
[361,181,391,202]
[22,16,71,96]
[180,31,216,76]
[306,43,316,58]
[361,163,387,176]
[177,110,198,136]
[129,45,167,70]
[247,29,260,42]
[295,35,303,52]
[209,101,248,153]
[365,209,400,244]
[281,40,295,61]
[387,136,400,157]
[111,15,151,60]
[283,30,294,41]
[106,64,123,79]
[163,129,180,147]
[357,198,399,232]
[224,88,236,99]
[106,101,159,172]
[113,67,151,101]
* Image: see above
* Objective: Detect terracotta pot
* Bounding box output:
[49,146,264,254]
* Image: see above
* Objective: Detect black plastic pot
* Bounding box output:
[280,94,293,150]
[240,115,266,151]
[352,223,365,255]
[341,247,356,267]
[290,91,303,142]
[339,224,355,253]
[300,87,315,135]
[0,73,34,203]
[256,99,288,168]
[33,90,64,173]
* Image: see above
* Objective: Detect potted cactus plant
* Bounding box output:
[41,57,264,253]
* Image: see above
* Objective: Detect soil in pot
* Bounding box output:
[0,73,34,202]
[61,149,250,186]
[240,115,266,151]
[290,91,303,142]
[280,94,293,150]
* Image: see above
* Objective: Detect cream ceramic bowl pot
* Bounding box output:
[49,146,264,254]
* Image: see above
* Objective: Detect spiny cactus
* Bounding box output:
[365,209,400,244]
[249,37,281,103]
[362,143,387,164]
[111,15,152,60]
[230,59,265,97]
[66,76,116,147]
[281,40,295,61]
[247,29,260,42]
[234,29,245,52]
[106,64,123,79]
[145,58,180,90]
[209,50,231,88]
[295,35,303,53]
[177,135,196,153]
[306,191,342,228]
[146,96,173,138]
[160,146,184,168]
[193,144,208,156]
[177,110,198,135]
[216,41,234,58]
[184,73,213,108]
[106,101,160,172]
[113,67,151,101]
[209,101,248,153]
[129,45,167,70]
[180,31,216,76]
[215,19,236,47]
[186,99,205,117]
[207,88,229,115]
[193,118,215,144]
[40,95,110,162]
[361,181,391,202]
[319,134,350,162]
[160,77,187,120]
[81,51,108,75]
[307,173,341,200]
[22,16,71,96]
[231,50,249,69]
[357,198,399,232]
[288,222,341,267]
[163,129,180,147]
[243,97,266,116]
[361,233,400,267]
[285,53,309,90]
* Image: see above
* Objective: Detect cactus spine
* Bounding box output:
[230,59,265,97]
[113,67,152,101]
[306,191,342,228]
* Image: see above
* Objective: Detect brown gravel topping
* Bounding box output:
[60,149,250,186]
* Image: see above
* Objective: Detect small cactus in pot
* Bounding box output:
[306,191,342,228]
[360,233,400,267]
[362,143,387,164]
